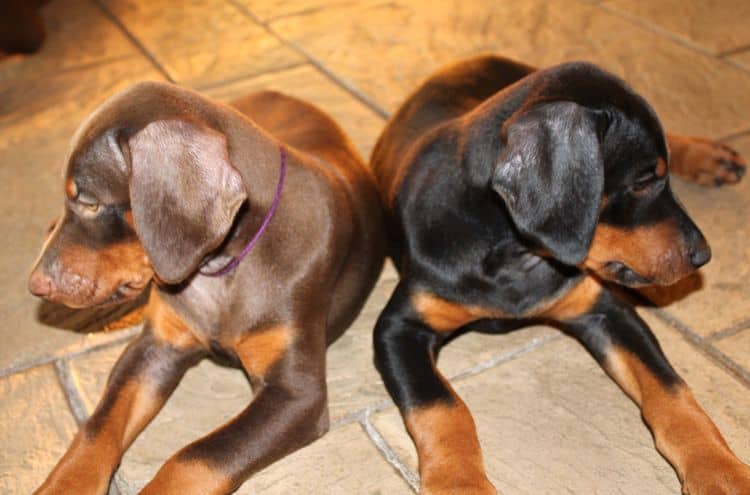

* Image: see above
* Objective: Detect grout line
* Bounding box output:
[92,0,174,83]
[449,333,561,382]
[707,318,750,343]
[591,2,750,75]
[718,128,750,142]
[0,325,140,379]
[329,331,558,431]
[195,61,309,93]
[227,0,391,120]
[54,359,90,425]
[360,407,420,492]
[718,45,750,58]
[647,308,750,390]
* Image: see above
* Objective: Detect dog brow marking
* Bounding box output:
[147,291,201,350]
[235,325,294,378]
[412,292,502,333]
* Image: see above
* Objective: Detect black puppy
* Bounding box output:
[370,55,750,495]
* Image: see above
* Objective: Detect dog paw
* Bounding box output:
[421,479,498,495]
[669,136,746,187]
[681,457,750,494]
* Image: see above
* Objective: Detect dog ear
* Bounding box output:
[491,102,603,266]
[127,120,247,284]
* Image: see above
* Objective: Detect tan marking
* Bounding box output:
[33,380,164,495]
[606,349,745,487]
[584,222,692,286]
[667,134,746,186]
[235,325,294,378]
[123,209,135,229]
[406,401,495,494]
[146,290,200,349]
[539,276,603,320]
[139,458,234,495]
[412,292,502,333]
[656,157,668,178]
[65,177,78,199]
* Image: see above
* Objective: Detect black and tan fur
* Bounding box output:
[370,55,749,495]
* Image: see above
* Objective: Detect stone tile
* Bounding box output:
[730,50,750,70]
[242,423,411,494]
[372,313,750,494]
[0,365,78,494]
[603,0,750,54]
[271,0,750,137]
[0,58,162,371]
[0,0,142,80]
[645,135,750,336]
[101,0,304,88]
[206,63,385,158]
[715,328,750,373]
[234,0,380,23]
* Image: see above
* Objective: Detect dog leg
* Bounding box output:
[556,281,750,495]
[374,284,496,495]
[666,133,746,186]
[34,327,203,495]
[138,322,329,495]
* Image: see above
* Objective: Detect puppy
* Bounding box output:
[370,55,749,494]
[28,82,385,494]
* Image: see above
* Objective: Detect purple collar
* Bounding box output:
[201,145,287,277]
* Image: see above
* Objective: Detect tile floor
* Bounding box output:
[1,1,749,493]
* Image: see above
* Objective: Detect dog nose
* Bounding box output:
[28,270,53,297]
[689,241,711,268]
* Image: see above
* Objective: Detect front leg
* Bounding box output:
[139,321,329,495]
[549,277,750,494]
[34,325,203,495]
[374,283,497,495]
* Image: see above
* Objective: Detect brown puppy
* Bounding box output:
[28,82,385,494]
[370,55,749,495]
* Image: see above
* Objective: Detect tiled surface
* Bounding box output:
[2,1,750,494]
[603,0,750,54]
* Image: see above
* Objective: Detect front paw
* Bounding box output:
[682,457,750,494]
[421,476,498,495]
[671,136,746,186]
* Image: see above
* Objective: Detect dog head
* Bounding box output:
[28,82,247,308]
[491,62,710,288]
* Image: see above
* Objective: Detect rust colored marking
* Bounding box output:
[584,222,690,286]
[65,177,78,199]
[656,157,668,178]
[34,380,164,495]
[123,209,136,229]
[146,291,200,349]
[539,276,602,320]
[412,292,502,333]
[140,459,233,495]
[405,401,495,494]
[235,325,294,378]
[605,348,745,486]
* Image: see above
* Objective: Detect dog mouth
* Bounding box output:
[598,262,653,288]
[43,279,151,309]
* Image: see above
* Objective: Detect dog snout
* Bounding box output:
[28,269,53,297]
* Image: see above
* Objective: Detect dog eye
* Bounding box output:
[76,193,101,214]
[630,173,658,193]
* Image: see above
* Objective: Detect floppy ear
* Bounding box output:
[127,119,247,283]
[491,102,603,266]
